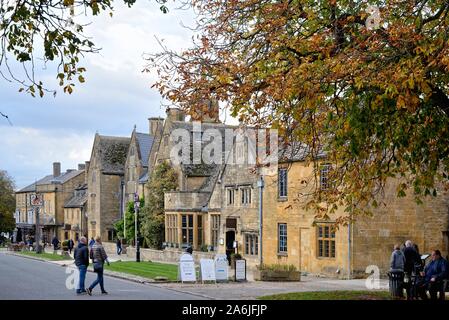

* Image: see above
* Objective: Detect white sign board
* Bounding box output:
[235,259,246,281]
[178,253,196,282]
[214,254,229,282]
[200,259,216,282]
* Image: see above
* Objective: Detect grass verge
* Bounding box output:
[258,290,391,300]
[104,261,179,281]
[15,250,72,261]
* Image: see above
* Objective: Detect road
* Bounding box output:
[0,252,205,300]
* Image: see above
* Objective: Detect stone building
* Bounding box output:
[63,183,88,241]
[123,126,155,202]
[86,134,130,241]
[148,107,238,250]
[261,157,449,278]
[14,162,85,243]
[207,128,260,266]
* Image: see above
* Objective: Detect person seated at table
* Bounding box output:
[417,250,448,300]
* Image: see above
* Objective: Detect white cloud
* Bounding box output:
[0,126,93,189]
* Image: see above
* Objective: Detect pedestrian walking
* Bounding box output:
[74,237,89,295]
[52,236,59,252]
[116,238,122,255]
[86,236,109,296]
[88,237,95,249]
[68,239,74,255]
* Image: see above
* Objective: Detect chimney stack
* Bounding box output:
[78,163,86,171]
[166,107,186,122]
[148,117,164,136]
[53,162,61,177]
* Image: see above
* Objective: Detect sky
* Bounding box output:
[0,1,202,189]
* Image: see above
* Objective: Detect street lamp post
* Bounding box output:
[34,206,43,253]
[134,193,140,262]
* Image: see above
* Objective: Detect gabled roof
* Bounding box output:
[64,184,88,208]
[17,175,52,193]
[94,135,131,174]
[135,132,154,167]
[17,169,84,192]
[36,169,84,185]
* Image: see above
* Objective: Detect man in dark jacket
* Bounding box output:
[417,250,448,300]
[403,240,422,299]
[51,236,59,252]
[68,239,74,254]
[74,237,89,295]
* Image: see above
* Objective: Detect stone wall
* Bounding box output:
[99,174,123,241]
[103,242,215,264]
[352,178,449,277]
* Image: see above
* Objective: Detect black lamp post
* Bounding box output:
[134,193,140,262]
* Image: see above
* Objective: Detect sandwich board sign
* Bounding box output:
[200,258,216,283]
[178,253,196,283]
[214,254,229,282]
[235,259,247,282]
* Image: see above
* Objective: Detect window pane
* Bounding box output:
[324,226,329,238]
[331,241,335,258]
[182,215,187,228]
[324,240,329,257]
[319,240,323,257]
[255,236,259,255]
[188,215,193,227]
[197,216,202,228]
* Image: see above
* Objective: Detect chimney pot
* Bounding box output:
[148,117,164,136]
[53,162,61,177]
[166,107,186,122]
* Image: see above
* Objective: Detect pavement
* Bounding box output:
[1,250,390,300]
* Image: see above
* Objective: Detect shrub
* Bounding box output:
[200,244,209,252]
[231,253,242,260]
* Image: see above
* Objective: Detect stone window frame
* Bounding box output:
[210,214,220,249]
[278,167,288,199]
[240,187,252,205]
[244,233,259,256]
[167,214,178,244]
[316,224,336,259]
[278,223,288,254]
[181,214,194,245]
[319,163,333,191]
[226,187,235,206]
[197,215,204,247]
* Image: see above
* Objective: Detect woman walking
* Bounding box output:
[86,236,109,295]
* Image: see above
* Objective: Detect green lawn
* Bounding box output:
[258,290,391,300]
[16,250,72,261]
[104,261,179,281]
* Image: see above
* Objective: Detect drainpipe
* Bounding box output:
[257,176,264,266]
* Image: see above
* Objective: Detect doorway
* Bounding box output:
[226,230,235,265]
